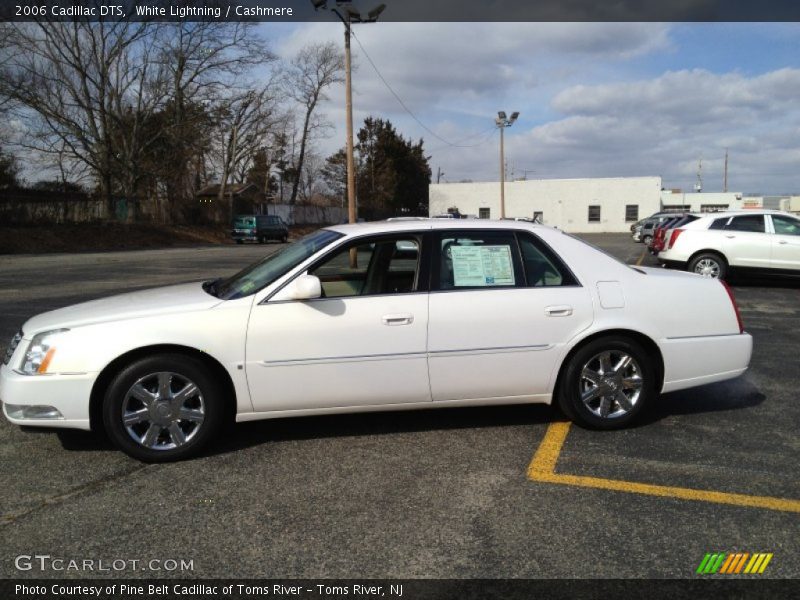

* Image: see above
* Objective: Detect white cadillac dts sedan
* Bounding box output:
[1,220,752,461]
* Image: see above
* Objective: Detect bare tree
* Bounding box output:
[209,84,281,220]
[282,42,345,206]
[154,22,275,218]
[0,20,275,222]
[0,21,153,214]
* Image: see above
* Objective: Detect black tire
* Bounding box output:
[557,336,656,430]
[688,252,727,280]
[258,236,265,244]
[102,354,224,462]
[642,234,653,245]
[235,239,243,245]
[282,234,288,243]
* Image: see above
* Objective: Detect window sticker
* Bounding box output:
[451,245,515,287]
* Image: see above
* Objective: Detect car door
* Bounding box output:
[722,214,771,268]
[427,229,593,402]
[769,214,800,271]
[245,233,431,412]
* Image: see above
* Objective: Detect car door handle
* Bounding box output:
[725,234,736,239]
[545,305,573,317]
[382,314,414,326]
[778,240,788,245]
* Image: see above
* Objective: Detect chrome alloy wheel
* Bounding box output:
[694,258,721,278]
[121,372,205,450]
[579,351,643,419]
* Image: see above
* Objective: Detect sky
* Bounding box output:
[266,22,800,195]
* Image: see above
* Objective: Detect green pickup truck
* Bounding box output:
[231,215,289,244]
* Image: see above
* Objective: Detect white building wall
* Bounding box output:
[429,177,662,232]
[660,191,747,212]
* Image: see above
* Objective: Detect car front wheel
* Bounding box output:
[557,336,655,429]
[102,354,224,462]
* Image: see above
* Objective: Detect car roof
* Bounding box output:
[327,219,543,235]
[696,209,791,219]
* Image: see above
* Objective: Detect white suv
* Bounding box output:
[657,209,800,279]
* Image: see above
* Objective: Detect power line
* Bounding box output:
[350,30,498,149]
[429,127,497,154]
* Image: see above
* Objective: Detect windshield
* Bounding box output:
[211,229,343,300]
[233,216,255,228]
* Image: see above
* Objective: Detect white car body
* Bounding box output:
[1,220,752,458]
[657,209,800,277]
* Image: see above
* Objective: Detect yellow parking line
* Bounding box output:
[635,249,647,266]
[527,422,800,513]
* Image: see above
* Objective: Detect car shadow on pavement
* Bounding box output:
[50,379,764,456]
[636,376,765,427]
[207,404,558,458]
[728,276,800,289]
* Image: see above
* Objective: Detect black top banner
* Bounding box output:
[3,0,800,23]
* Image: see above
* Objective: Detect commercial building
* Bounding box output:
[428,176,798,231]
[429,176,663,232]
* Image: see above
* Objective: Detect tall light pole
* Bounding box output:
[495,111,519,219]
[313,1,386,224]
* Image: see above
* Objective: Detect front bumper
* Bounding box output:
[660,333,752,393]
[232,234,259,242]
[0,364,95,430]
[658,258,687,270]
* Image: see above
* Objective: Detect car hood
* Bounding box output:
[22,282,222,335]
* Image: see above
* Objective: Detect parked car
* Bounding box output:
[1,220,752,461]
[657,209,800,279]
[637,214,675,245]
[231,214,288,244]
[631,212,674,236]
[651,214,701,254]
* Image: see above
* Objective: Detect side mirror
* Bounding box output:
[286,274,322,300]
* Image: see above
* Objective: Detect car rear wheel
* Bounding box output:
[557,336,655,429]
[689,253,727,279]
[642,234,653,245]
[102,354,224,462]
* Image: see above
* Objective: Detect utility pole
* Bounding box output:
[694,157,703,193]
[436,166,444,184]
[344,20,356,225]
[723,149,728,193]
[495,111,519,219]
[313,0,386,224]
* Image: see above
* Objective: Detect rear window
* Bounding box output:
[672,215,699,228]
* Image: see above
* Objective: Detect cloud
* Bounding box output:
[267,23,800,194]
[505,68,800,193]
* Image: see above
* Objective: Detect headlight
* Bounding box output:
[21,329,70,375]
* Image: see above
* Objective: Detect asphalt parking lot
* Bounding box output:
[1,233,798,579]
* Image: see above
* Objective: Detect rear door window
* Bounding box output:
[435,231,523,291]
[709,217,728,230]
[726,215,765,232]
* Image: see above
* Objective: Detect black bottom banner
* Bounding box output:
[2,579,798,600]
